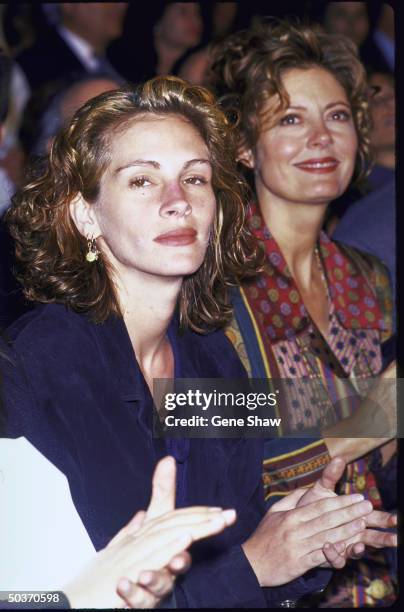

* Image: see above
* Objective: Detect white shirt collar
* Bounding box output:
[58,26,99,72]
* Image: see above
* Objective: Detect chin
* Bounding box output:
[160,259,206,278]
[307,185,346,203]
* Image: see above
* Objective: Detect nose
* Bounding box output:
[307,119,333,149]
[159,183,192,218]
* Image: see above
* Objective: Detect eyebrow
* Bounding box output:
[287,101,351,111]
[115,158,212,173]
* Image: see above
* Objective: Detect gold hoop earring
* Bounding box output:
[86,236,99,262]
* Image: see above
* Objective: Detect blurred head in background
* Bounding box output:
[322,2,369,47]
[60,2,128,54]
[154,3,202,52]
[20,74,121,158]
[154,2,203,74]
[368,72,395,169]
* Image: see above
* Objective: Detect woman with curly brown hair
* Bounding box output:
[212,18,397,607]
[2,75,392,607]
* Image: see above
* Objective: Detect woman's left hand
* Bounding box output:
[273,457,397,569]
[117,551,191,608]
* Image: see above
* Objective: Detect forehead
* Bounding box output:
[281,67,349,102]
[105,114,209,168]
[327,2,368,18]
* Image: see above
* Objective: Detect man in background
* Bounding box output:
[16,3,127,92]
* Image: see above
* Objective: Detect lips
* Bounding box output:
[294,157,340,173]
[154,228,197,246]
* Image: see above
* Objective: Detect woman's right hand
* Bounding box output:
[241,491,373,587]
[64,456,236,609]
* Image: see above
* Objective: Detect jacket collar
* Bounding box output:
[247,203,384,341]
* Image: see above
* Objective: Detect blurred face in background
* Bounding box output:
[368,72,395,153]
[45,78,121,154]
[324,2,369,47]
[61,78,120,120]
[60,3,128,50]
[155,3,202,50]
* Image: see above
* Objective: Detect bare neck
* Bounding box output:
[258,192,327,290]
[116,273,181,377]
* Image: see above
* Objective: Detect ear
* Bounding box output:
[69,193,101,239]
[237,146,255,170]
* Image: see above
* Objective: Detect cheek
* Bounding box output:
[256,137,300,171]
[343,131,359,167]
[203,197,217,234]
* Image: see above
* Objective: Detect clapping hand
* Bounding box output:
[274,457,397,569]
[65,456,236,608]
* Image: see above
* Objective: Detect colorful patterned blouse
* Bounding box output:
[226,204,395,607]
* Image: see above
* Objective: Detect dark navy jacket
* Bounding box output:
[3,304,328,608]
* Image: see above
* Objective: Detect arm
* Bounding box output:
[263,362,397,501]
[323,361,396,462]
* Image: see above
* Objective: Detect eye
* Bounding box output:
[129,176,152,188]
[183,175,209,185]
[279,114,301,126]
[329,110,351,121]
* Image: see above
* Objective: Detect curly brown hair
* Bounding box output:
[211,18,371,187]
[6,76,264,332]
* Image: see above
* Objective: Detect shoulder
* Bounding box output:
[334,240,391,287]
[5,304,105,400]
[8,303,96,354]
[333,240,393,338]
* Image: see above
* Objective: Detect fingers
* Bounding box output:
[116,578,161,609]
[154,508,236,543]
[310,517,367,549]
[167,551,192,575]
[359,528,397,548]
[116,556,192,607]
[269,488,308,512]
[130,510,236,569]
[146,456,177,520]
[301,497,372,534]
[343,527,397,550]
[311,540,364,569]
[109,510,147,546]
[346,542,365,559]
[138,568,175,599]
[317,457,346,492]
[322,542,346,569]
[144,507,236,539]
[365,510,397,529]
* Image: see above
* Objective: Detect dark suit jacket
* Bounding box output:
[333,180,395,301]
[3,304,328,607]
[16,27,90,91]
